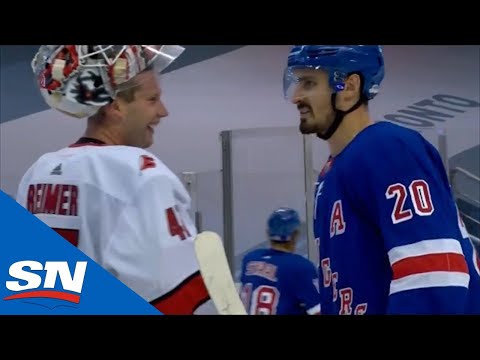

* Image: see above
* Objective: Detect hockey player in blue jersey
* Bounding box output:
[239,208,321,315]
[283,45,480,315]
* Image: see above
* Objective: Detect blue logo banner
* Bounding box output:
[0,190,161,315]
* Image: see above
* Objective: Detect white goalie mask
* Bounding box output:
[31,45,185,118]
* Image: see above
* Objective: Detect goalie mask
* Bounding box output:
[31,45,185,119]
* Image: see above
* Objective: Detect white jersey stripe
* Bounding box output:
[389,271,470,295]
[388,238,463,265]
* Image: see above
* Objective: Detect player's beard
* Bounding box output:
[299,118,317,134]
[299,113,326,135]
[298,102,331,135]
[298,106,319,135]
[300,110,336,137]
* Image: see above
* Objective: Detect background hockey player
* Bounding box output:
[16,45,216,315]
[239,207,321,315]
[283,45,480,314]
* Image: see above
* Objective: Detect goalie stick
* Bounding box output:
[194,231,247,315]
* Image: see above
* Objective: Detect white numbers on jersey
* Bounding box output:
[321,257,367,315]
[240,283,280,315]
[385,179,434,224]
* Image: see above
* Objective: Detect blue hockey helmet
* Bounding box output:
[267,207,301,242]
[283,45,385,101]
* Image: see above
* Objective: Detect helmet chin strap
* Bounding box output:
[317,93,364,141]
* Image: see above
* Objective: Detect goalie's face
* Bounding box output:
[111,70,169,149]
[288,68,335,136]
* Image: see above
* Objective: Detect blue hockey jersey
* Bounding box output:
[240,248,320,315]
[314,121,480,315]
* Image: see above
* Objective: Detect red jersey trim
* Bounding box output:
[150,271,211,315]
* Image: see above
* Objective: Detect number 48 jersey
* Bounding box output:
[314,121,480,315]
[16,141,211,315]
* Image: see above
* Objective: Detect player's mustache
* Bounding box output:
[297,103,311,111]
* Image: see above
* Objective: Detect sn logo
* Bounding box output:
[4,261,88,304]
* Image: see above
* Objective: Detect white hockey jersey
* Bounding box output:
[16,139,213,315]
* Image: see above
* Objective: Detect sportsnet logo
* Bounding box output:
[0,189,161,315]
[4,260,87,308]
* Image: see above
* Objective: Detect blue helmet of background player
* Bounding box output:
[267,207,301,242]
[283,45,385,140]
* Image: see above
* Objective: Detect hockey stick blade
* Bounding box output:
[194,231,247,315]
